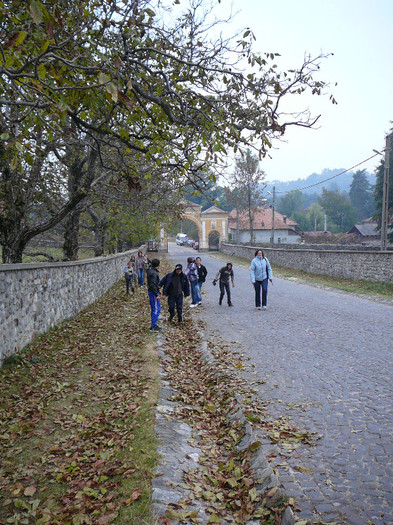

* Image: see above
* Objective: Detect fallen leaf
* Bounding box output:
[266,486,279,498]
[130,488,143,501]
[293,465,313,475]
[96,512,118,524]
[24,486,37,497]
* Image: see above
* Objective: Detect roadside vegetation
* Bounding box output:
[0,282,159,525]
[0,247,97,264]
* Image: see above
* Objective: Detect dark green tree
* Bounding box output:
[373,132,393,242]
[277,190,305,218]
[292,211,312,232]
[349,169,375,221]
[183,179,229,210]
[307,203,325,231]
[318,189,356,232]
[230,149,266,243]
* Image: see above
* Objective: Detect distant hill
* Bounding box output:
[265,169,376,196]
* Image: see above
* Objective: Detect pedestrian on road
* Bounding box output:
[136,250,146,287]
[160,264,190,323]
[184,256,199,308]
[195,256,207,305]
[213,262,234,306]
[124,260,135,295]
[249,249,273,310]
[147,258,161,331]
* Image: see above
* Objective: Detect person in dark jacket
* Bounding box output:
[195,256,207,305]
[213,262,234,306]
[160,264,190,323]
[147,258,161,331]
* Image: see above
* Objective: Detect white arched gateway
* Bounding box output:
[179,200,229,251]
[156,200,228,252]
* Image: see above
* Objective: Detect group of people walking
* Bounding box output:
[145,256,208,331]
[142,249,273,332]
[123,250,151,294]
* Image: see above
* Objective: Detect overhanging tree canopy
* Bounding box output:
[1,0,334,262]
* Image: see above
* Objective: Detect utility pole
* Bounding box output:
[270,185,275,245]
[381,135,390,251]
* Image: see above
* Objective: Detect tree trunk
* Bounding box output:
[94,227,106,257]
[2,238,25,263]
[0,147,99,263]
[63,208,81,260]
[1,212,27,263]
[236,207,239,242]
[248,202,254,245]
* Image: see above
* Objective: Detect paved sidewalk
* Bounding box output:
[165,245,393,525]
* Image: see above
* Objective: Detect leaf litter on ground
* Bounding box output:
[0,282,159,525]
[1,259,321,525]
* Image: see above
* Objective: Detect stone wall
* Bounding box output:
[0,250,139,365]
[221,243,393,283]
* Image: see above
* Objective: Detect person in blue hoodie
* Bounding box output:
[249,249,273,310]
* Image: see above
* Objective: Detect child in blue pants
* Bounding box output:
[147,259,161,331]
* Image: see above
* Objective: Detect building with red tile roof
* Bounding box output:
[228,207,302,244]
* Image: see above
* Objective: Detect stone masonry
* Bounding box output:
[0,250,139,365]
[221,243,393,283]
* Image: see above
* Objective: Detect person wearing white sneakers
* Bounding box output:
[250,249,273,310]
[195,256,208,305]
[184,256,199,308]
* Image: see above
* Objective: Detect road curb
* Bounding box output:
[152,329,296,524]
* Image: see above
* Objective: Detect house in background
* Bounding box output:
[347,219,380,245]
[348,222,380,238]
[228,207,302,244]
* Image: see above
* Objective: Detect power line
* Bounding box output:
[274,151,383,194]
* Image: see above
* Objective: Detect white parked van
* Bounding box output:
[176,233,188,246]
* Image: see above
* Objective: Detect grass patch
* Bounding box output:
[208,251,393,300]
[0,282,159,525]
[22,247,97,262]
[271,265,393,298]
[0,246,98,263]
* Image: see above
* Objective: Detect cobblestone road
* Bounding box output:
[167,245,393,525]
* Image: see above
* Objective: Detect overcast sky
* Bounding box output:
[215,0,393,183]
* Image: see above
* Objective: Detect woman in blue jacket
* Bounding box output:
[249,249,273,310]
